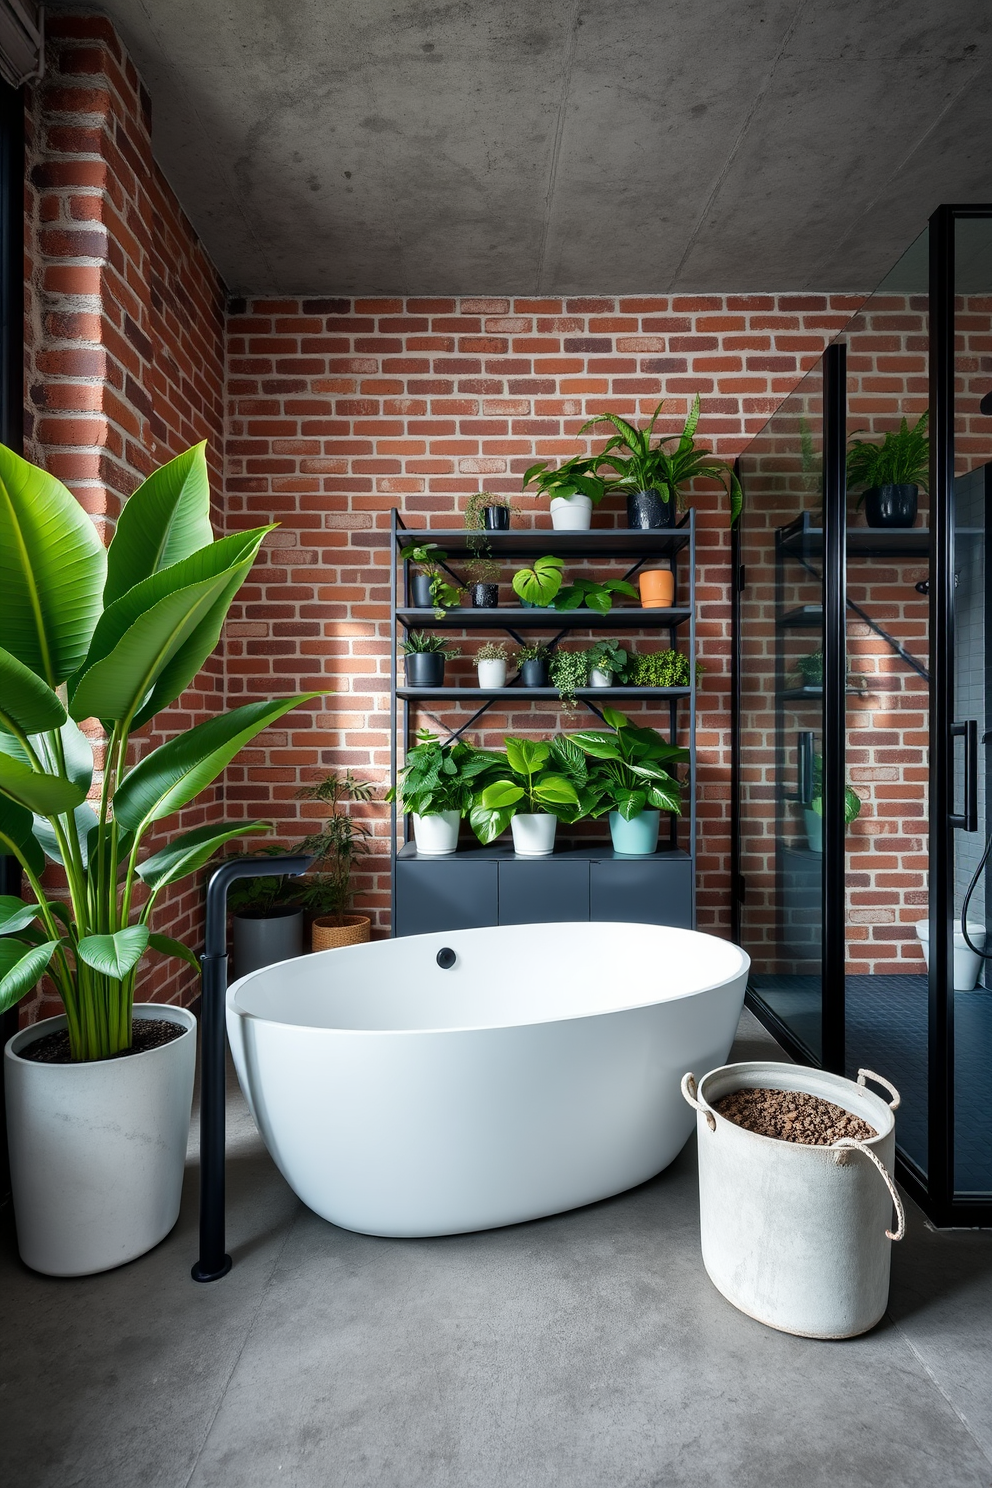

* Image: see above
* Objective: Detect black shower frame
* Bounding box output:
[732,203,992,1227]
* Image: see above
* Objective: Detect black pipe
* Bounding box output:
[191,854,312,1283]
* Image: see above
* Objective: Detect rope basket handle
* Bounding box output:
[681,1072,716,1132]
[832,1137,906,1241]
[857,1068,901,1109]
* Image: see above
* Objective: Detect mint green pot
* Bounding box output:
[608,809,661,855]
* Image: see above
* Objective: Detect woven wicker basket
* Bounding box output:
[311,915,371,951]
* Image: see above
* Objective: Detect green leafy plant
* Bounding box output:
[470,737,580,843]
[810,754,862,825]
[512,554,564,607]
[477,641,510,663]
[0,442,321,1060]
[399,542,463,617]
[625,650,691,688]
[554,576,638,615]
[548,649,589,707]
[569,707,687,820]
[847,413,929,498]
[586,639,629,677]
[522,455,607,507]
[399,631,460,657]
[581,395,743,524]
[387,730,497,819]
[514,643,551,664]
[226,846,304,917]
[796,650,824,686]
[292,771,376,923]
[464,490,513,528]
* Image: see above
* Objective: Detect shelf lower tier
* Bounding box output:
[397,606,692,629]
[397,685,691,700]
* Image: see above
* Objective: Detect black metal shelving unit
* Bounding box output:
[389,508,698,936]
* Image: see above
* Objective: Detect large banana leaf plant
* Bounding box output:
[0,442,322,1060]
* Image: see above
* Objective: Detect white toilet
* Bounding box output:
[916,920,987,991]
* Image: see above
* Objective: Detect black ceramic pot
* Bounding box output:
[471,582,499,607]
[627,489,675,529]
[484,505,510,530]
[411,573,434,608]
[520,658,549,687]
[405,652,445,687]
[863,484,918,528]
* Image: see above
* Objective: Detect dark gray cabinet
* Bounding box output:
[394,847,691,933]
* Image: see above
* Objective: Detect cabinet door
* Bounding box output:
[589,856,692,928]
[498,859,589,925]
[394,859,498,937]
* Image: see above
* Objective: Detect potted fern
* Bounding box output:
[847,413,929,528]
[0,441,319,1276]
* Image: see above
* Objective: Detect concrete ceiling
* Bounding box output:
[64,1,992,294]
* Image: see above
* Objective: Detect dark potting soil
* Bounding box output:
[714,1087,877,1145]
[19,1019,188,1065]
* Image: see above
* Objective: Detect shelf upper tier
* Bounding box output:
[393,526,691,559]
[396,686,691,701]
[778,522,982,560]
[396,606,692,630]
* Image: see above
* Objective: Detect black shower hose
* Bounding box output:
[960,830,992,957]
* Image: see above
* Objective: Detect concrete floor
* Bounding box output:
[2,1010,992,1488]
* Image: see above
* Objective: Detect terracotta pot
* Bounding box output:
[312,915,371,951]
[639,567,675,608]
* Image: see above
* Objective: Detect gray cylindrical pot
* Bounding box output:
[233,906,304,978]
[5,1004,197,1276]
[520,658,549,687]
[863,484,918,528]
[627,489,675,529]
[471,582,499,607]
[404,652,445,687]
[411,573,434,608]
[484,506,510,530]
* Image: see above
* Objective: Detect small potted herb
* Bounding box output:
[549,648,589,707]
[471,737,580,856]
[847,412,929,528]
[466,557,501,608]
[228,849,306,978]
[512,553,564,607]
[571,708,687,854]
[515,643,551,687]
[388,731,498,855]
[294,771,376,949]
[522,455,607,530]
[400,542,463,615]
[586,639,629,687]
[626,649,692,688]
[464,489,513,534]
[476,641,510,689]
[400,631,460,687]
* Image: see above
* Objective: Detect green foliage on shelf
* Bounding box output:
[514,643,550,663]
[464,490,513,529]
[399,541,464,616]
[810,753,862,824]
[387,731,499,819]
[477,641,510,663]
[470,737,582,842]
[548,649,590,707]
[569,708,688,820]
[522,455,607,507]
[624,649,691,688]
[847,413,929,496]
[399,630,460,656]
[585,639,629,677]
[512,554,565,606]
[554,576,638,614]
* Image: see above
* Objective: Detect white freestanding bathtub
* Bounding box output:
[226,922,749,1237]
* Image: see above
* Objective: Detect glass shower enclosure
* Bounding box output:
[733,204,992,1227]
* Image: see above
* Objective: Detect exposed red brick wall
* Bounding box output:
[20,13,227,1019]
[224,294,863,937]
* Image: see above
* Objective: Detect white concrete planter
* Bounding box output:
[589,667,612,687]
[916,920,986,991]
[683,1061,904,1338]
[550,494,592,530]
[412,809,460,855]
[477,658,507,688]
[4,1004,197,1277]
[511,812,557,856]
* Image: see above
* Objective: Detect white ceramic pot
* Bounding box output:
[511,812,557,856]
[4,1004,197,1277]
[916,920,986,991]
[683,1062,904,1338]
[412,810,460,855]
[477,658,507,689]
[589,667,612,687]
[550,493,592,530]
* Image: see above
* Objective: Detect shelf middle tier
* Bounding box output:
[396,686,692,700]
[396,606,692,630]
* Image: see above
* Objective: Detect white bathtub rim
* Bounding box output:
[226,923,751,1037]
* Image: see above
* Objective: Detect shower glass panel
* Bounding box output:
[951,214,992,1200]
[841,226,931,1183]
[737,359,826,1060]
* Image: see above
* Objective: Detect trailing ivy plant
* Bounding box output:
[464,491,513,564]
[548,649,589,707]
[399,542,463,617]
[0,442,321,1060]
